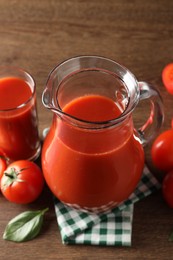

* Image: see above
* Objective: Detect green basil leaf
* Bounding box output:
[3,208,49,242]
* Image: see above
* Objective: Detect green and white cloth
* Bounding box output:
[54,166,160,246]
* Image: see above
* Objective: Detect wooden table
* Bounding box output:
[0,1,173,259]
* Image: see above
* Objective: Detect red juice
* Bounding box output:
[42,95,144,210]
[0,77,40,161]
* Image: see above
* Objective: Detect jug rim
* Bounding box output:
[43,55,140,129]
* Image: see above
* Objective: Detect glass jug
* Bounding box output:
[42,56,164,213]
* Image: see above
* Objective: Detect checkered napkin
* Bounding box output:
[54,166,161,246]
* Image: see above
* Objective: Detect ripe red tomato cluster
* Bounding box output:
[151,129,173,208]
[0,151,44,204]
[151,63,173,208]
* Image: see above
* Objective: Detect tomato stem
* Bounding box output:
[4,172,14,179]
[4,167,18,179]
[3,167,26,188]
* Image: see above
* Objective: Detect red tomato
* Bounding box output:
[162,170,173,208]
[0,149,8,189]
[0,160,44,204]
[162,63,173,94]
[171,118,173,129]
[151,129,173,172]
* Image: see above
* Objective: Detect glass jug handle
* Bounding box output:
[137,81,164,146]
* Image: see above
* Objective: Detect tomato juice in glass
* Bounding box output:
[42,56,164,213]
[0,67,41,161]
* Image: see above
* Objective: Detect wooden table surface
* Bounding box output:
[0,1,173,259]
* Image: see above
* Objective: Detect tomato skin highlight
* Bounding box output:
[151,129,173,172]
[0,160,44,204]
[162,63,173,95]
[162,170,173,208]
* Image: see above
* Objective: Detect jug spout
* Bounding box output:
[42,86,64,120]
[42,87,59,114]
[42,87,51,109]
